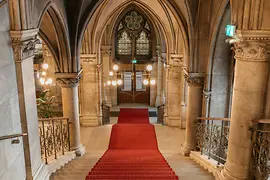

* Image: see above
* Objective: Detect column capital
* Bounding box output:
[203,90,212,102]
[81,54,97,64]
[55,70,83,88]
[183,68,204,86]
[170,54,184,67]
[233,41,268,62]
[10,29,40,61]
[101,45,112,56]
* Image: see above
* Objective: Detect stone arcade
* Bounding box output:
[1,0,270,180]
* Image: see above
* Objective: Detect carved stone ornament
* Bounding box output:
[233,41,268,61]
[12,38,40,61]
[184,73,204,87]
[203,90,212,102]
[57,74,82,88]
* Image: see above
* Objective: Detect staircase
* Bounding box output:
[50,153,102,180]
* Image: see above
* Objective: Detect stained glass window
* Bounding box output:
[116,10,151,58]
[117,31,132,55]
[136,31,150,55]
[123,72,132,91]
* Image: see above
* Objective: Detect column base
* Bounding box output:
[220,165,248,180]
[80,114,100,126]
[181,143,195,156]
[30,162,49,180]
[74,144,86,156]
[165,115,181,127]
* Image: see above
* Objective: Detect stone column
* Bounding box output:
[221,41,268,180]
[56,71,85,156]
[150,60,157,106]
[10,29,49,180]
[164,54,183,127]
[155,50,163,107]
[101,46,112,107]
[79,54,100,126]
[182,73,203,155]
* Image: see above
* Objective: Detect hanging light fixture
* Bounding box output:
[143,79,149,85]
[113,64,119,71]
[150,79,156,85]
[112,80,117,86]
[117,79,123,85]
[109,71,114,76]
[42,63,49,70]
[146,64,153,71]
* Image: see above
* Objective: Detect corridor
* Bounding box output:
[50,108,214,180]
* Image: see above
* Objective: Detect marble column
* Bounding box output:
[221,41,268,180]
[150,61,157,106]
[164,54,183,127]
[182,74,203,155]
[155,50,163,107]
[56,71,85,156]
[101,46,112,107]
[10,29,49,180]
[79,55,100,126]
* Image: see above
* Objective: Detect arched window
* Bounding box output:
[116,10,152,61]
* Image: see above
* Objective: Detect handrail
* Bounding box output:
[38,117,69,121]
[197,117,230,121]
[253,119,270,124]
[0,133,27,141]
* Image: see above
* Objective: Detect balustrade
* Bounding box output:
[157,104,165,124]
[38,117,70,164]
[102,104,110,125]
[196,117,230,165]
[251,119,270,180]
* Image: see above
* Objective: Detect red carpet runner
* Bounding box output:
[86,108,178,180]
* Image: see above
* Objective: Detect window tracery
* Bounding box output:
[116,10,152,59]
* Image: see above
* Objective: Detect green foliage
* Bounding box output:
[36,90,58,118]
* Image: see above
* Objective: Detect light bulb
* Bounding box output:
[143,79,149,85]
[47,78,53,84]
[107,80,112,85]
[113,64,119,71]
[41,71,46,76]
[117,79,123,85]
[109,71,114,76]
[112,80,117,86]
[42,63,49,69]
[40,78,45,85]
[146,65,153,71]
[150,79,156,85]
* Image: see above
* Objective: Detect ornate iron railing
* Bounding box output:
[251,119,270,180]
[196,117,230,165]
[102,104,110,125]
[38,117,70,164]
[157,104,165,124]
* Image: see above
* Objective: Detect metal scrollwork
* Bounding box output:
[39,118,71,164]
[197,120,230,165]
[252,129,270,180]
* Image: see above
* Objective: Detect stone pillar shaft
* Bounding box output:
[80,55,100,126]
[56,72,85,156]
[222,41,268,180]
[150,62,157,106]
[155,54,163,107]
[10,29,49,180]
[182,75,203,155]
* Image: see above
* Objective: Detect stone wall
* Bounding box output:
[0,2,26,180]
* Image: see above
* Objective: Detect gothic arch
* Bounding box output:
[37,2,72,73]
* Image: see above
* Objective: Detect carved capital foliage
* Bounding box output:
[183,69,204,87]
[170,54,183,67]
[101,46,112,56]
[233,41,268,62]
[10,29,39,62]
[57,74,82,88]
[203,90,212,102]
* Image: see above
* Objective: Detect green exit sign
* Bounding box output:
[132,59,137,64]
[225,25,236,37]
